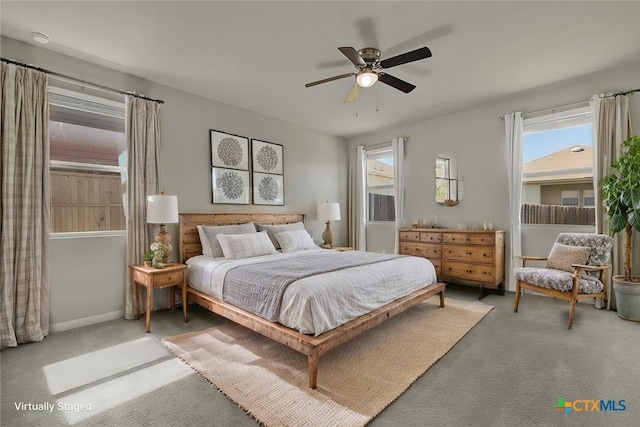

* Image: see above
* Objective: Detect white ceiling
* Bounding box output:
[3,1,640,139]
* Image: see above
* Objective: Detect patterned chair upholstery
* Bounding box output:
[513,233,613,329]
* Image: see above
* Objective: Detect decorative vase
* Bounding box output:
[613,275,640,322]
[144,261,152,267]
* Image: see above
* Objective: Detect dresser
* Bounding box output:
[399,228,505,296]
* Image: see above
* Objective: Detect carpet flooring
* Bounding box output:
[162,298,492,426]
[2,286,640,427]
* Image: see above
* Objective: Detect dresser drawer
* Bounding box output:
[430,259,442,276]
[400,242,442,259]
[399,231,420,242]
[420,232,442,243]
[443,245,494,264]
[442,233,470,244]
[442,261,495,283]
[467,234,495,245]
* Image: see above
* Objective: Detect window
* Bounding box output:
[367,146,395,222]
[435,156,457,203]
[561,190,580,206]
[521,105,594,225]
[583,189,595,207]
[49,84,127,233]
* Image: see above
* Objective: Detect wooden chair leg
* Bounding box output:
[514,281,522,313]
[568,298,577,329]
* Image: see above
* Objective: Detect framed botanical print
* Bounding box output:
[251,139,283,175]
[211,130,249,171]
[212,167,250,204]
[252,172,284,206]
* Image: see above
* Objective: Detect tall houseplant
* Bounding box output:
[602,134,640,321]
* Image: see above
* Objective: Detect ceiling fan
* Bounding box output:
[305,46,432,102]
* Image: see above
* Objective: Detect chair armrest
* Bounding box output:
[516,255,547,267]
[571,264,611,272]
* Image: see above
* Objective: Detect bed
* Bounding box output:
[179,212,445,388]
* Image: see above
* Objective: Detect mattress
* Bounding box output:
[186,249,437,336]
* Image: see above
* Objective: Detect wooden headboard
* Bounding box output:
[179,212,305,263]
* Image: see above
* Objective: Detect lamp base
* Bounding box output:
[154,224,173,264]
[321,221,334,248]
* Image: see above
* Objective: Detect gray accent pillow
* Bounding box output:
[197,222,256,258]
[545,243,591,272]
[256,222,305,249]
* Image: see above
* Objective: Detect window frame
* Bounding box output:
[521,105,595,227]
[366,145,395,223]
[48,84,127,236]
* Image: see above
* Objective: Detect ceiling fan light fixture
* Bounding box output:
[356,71,378,88]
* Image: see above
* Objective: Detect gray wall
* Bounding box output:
[349,60,640,289]
[2,37,348,330]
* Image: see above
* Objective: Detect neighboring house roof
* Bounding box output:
[523,146,593,183]
[368,160,393,178]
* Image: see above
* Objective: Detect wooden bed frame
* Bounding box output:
[179,212,445,389]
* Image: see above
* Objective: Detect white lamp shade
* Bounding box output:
[317,202,341,222]
[146,194,179,224]
[356,72,378,88]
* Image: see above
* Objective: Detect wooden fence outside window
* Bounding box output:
[51,169,126,232]
[520,204,595,226]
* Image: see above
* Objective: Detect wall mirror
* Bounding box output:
[435,152,463,206]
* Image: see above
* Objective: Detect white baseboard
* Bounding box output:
[50,309,125,333]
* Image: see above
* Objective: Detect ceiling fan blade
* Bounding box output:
[338,47,366,66]
[305,73,355,88]
[378,73,416,93]
[355,17,379,48]
[379,46,432,69]
[344,82,358,103]
[384,25,452,58]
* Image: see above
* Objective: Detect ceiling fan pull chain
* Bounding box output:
[376,84,379,112]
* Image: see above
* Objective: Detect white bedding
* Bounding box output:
[186,249,437,336]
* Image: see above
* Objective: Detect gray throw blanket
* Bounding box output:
[222,251,400,322]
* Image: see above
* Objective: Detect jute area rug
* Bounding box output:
[162,298,492,427]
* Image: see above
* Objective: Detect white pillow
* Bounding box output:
[197,223,256,258]
[275,229,319,253]
[256,222,305,249]
[216,231,277,259]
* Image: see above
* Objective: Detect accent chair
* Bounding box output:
[513,233,613,329]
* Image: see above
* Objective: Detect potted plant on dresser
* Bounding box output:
[602,134,640,321]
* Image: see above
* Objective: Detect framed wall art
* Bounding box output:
[252,172,284,206]
[212,167,250,205]
[251,139,283,175]
[211,130,249,171]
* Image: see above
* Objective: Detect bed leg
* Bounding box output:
[308,352,318,389]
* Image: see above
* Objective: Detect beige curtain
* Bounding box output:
[592,94,632,309]
[124,96,160,319]
[505,112,524,292]
[0,63,50,348]
[348,146,367,250]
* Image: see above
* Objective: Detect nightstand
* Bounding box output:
[130,263,188,333]
[324,246,353,252]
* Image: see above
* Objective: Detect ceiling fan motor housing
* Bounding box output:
[357,48,381,68]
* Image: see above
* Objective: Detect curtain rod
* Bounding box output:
[600,88,640,98]
[1,57,164,104]
[498,99,589,123]
[498,88,640,122]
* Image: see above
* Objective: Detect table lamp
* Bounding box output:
[147,192,179,264]
[317,202,341,248]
